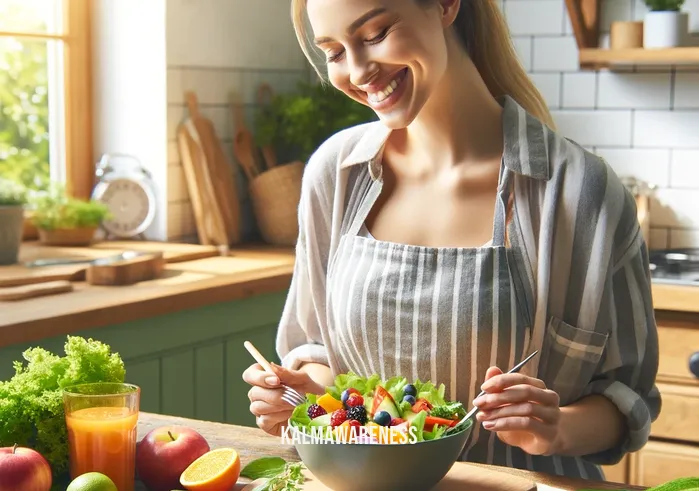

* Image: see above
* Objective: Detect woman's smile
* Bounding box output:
[361,67,410,110]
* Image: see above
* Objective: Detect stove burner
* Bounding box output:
[649,248,699,285]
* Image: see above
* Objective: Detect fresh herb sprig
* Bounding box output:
[241,457,306,491]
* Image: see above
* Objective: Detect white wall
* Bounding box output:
[503,0,699,249]
[91,0,168,240]
[165,0,311,242]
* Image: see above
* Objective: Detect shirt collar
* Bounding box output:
[339,94,552,181]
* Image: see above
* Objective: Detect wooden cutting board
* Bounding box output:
[299,462,538,491]
[0,241,221,287]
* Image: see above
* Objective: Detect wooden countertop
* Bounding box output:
[1,239,698,350]
[0,243,295,348]
[136,412,644,491]
[651,282,699,313]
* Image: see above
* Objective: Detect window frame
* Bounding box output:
[0,0,93,199]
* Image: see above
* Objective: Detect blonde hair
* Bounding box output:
[290,0,555,129]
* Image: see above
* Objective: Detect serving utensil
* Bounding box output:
[446,350,539,435]
[24,250,154,268]
[243,341,306,407]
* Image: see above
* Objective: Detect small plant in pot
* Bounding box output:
[643,0,688,48]
[31,183,111,246]
[0,178,29,265]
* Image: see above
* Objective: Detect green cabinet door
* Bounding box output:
[0,291,288,427]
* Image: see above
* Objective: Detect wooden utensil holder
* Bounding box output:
[611,21,644,49]
[249,161,304,246]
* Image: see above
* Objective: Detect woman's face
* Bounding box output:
[306,0,456,129]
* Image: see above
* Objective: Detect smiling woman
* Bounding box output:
[243,0,661,485]
[0,0,93,199]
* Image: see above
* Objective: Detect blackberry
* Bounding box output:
[307,404,327,419]
[346,405,368,425]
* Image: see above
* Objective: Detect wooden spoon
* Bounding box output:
[230,91,261,181]
[256,83,278,170]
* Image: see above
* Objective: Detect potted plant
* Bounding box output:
[0,178,28,265]
[255,80,377,165]
[31,183,111,246]
[248,80,376,246]
[643,0,689,48]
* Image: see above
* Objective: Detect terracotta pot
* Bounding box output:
[0,205,25,265]
[611,21,644,49]
[38,226,97,246]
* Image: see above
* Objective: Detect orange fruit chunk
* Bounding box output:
[180,448,241,491]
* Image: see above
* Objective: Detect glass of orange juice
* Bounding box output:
[63,382,141,491]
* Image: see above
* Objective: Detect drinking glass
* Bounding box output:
[63,382,141,491]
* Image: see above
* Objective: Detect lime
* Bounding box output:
[66,472,118,491]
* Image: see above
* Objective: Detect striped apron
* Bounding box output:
[326,161,605,480]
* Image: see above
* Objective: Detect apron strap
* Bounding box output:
[492,162,512,247]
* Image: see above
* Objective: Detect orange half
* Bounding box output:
[180,448,241,491]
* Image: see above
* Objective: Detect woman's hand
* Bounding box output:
[473,366,562,456]
[242,362,325,437]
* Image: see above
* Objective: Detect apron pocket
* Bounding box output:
[540,316,609,406]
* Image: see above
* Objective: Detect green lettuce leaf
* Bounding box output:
[325,372,381,400]
[414,379,446,406]
[431,402,466,420]
[409,410,428,442]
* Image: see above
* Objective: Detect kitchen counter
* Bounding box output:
[0,243,295,349]
[1,239,698,349]
[136,412,645,490]
[651,282,699,313]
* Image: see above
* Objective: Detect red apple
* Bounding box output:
[0,444,52,491]
[136,425,210,491]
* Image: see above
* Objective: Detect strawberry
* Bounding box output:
[390,417,406,426]
[330,408,348,427]
[346,394,364,408]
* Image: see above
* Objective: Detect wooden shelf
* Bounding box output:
[579,47,699,70]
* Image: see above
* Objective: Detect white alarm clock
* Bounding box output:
[91,153,157,239]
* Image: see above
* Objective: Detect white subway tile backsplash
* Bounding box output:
[167,106,185,142]
[634,111,699,148]
[670,150,699,188]
[552,110,632,146]
[167,200,197,240]
[685,0,699,32]
[563,4,573,35]
[596,148,671,187]
[181,69,243,105]
[505,0,564,35]
[199,106,232,142]
[670,229,699,248]
[651,188,699,229]
[532,36,579,72]
[167,164,189,203]
[530,73,561,108]
[600,0,632,32]
[561,73,597,108]
[167,68,183,104]
[511,37,533,72]
[674,73,699,109]
[597,73,672,109]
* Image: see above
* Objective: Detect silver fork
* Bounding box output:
[244,341,306,407]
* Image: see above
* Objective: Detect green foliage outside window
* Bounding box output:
[0,6,51,192]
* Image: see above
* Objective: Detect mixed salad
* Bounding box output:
[289,372,472,444]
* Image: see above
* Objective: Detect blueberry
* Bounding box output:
[403,394,416,406]
[374,410,392,426]
[341,390,352,407]
[403,384,417,397]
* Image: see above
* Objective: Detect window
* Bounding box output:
[0,0,92,199]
